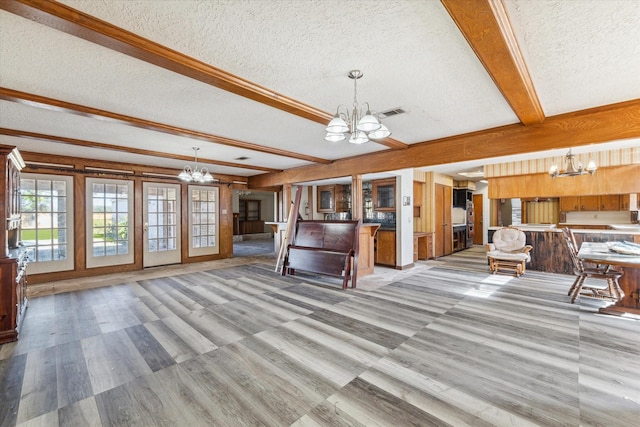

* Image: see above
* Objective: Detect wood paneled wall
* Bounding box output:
[489,165,640,199]
[485,147,638,177]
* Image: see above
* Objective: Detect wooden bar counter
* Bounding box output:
[488,226,640,275]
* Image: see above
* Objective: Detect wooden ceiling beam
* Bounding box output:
[0,128,281,173]
[0,0,407,150]
[441,0,545,125]
[0,87,328,165]
[248,99,640,188]
[20,150,252,185]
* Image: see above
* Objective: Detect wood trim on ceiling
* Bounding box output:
[20,150,252,183]
[0,87,329,166]
[0,0,408,150]
[248,98,640,188]
[0,128,280,173]
[441,0,545,125]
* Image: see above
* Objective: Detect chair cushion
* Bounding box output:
[493,228,527,253]
[487,251,530,262]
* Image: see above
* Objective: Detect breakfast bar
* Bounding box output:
[578,242,640,316]
[488,226,640,275]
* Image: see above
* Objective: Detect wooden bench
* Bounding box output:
[282,220,360,289]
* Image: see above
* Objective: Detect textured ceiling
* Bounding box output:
[0,0,638,180]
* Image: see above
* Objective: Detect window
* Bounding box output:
[188,186,219,257]
[20,174,74,274]
[86,178,134,268]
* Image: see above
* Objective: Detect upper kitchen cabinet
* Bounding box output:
[413,181,423,218]
[599,194,621,211]
[317,185,336,213]
[372,178,396,212]
[317,185,349,213]
[560,194,631,212]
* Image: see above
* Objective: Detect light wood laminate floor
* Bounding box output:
[1,247,638,426]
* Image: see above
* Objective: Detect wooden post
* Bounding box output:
[351,174,363,220]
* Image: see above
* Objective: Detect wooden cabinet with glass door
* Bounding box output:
[372,178,396,211]
[317,185,348,213]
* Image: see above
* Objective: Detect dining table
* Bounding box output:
[578,242,640,317]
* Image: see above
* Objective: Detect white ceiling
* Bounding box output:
[1,0,639,181]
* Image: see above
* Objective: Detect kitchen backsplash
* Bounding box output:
[565,211,633,224]
[324,182,396,228]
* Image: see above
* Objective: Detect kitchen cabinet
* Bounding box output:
[453,189,472,208]
[560,195,628,212]
[599,194,620,211]
[317,185,349,213]
[413,181,423,218]
[560,196,579,212]
[375,229,396,266]
[453,225,466,252]
[372,178,395,212]
[580,195,600,211]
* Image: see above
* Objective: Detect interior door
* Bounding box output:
[435,183,453,257]
[143,182,181,267]
[473,194,484,245]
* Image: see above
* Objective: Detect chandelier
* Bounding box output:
[325,70,391,144]
[178,147,214,183]
[548,149,597,178]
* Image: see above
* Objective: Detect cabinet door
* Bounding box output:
[413,181,423,206]
[373,179,396,211]
[375,231,396,266]
[560,196,579,211]
[317,185,335,213]
[580,195,599,211]
[599,194,620,211]
[620,194,630,210]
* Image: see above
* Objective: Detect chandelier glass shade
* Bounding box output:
[178,147,214,183]
[548,149,597,178]
[325,70,391,144]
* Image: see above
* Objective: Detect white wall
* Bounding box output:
[391,168,414,268]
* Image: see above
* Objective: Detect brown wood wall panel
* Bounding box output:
[489,165,640,199]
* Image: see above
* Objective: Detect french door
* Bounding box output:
[143,183,181,267]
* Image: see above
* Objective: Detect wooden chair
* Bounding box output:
[486,227,533,277]
[560,228,623,303]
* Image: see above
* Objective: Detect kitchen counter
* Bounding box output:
[489,225,640,234]
[488,227,640,275]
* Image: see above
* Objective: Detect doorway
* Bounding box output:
[233,190,276,257]
[143,182,181,267]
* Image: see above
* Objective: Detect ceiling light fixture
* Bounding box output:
[325,70,391,144]
[548,149,597,178]
[178,147,213,183]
